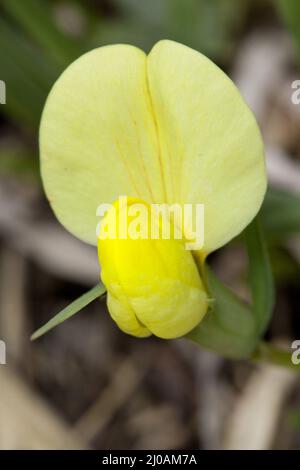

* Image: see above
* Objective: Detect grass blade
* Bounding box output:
[31,283,106,340]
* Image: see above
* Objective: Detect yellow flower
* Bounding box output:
[39,40,266,338]
[98,197,208,338]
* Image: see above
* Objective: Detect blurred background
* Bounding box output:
[0,0,300,450]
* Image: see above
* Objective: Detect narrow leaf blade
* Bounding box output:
[245,216,274,336]
[31,283,106,340]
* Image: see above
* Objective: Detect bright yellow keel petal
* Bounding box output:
[98,199,208,339]
[107,289,151,338]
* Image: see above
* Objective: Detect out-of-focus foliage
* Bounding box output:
[288,409,300,431]
[0,145,38,178]
[91,0,249,59]
[0,0,83,130]
[0,15,57,129]
[269,247,299,286]
[276,0,300,63]
[1,0,80,67]
[262,189,300,242]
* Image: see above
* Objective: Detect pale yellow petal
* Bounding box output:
[147,40,266,254]
[40,44,165,245]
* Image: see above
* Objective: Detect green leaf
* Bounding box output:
[31,283,106,340]
[245,216,274,336]
[269,246,300,286]
[187,266,257,359]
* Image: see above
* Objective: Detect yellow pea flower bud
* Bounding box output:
[98,198,208,338]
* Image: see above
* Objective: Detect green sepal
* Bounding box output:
[187,265,257,359]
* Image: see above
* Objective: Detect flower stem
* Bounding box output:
[252,341,300,373]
